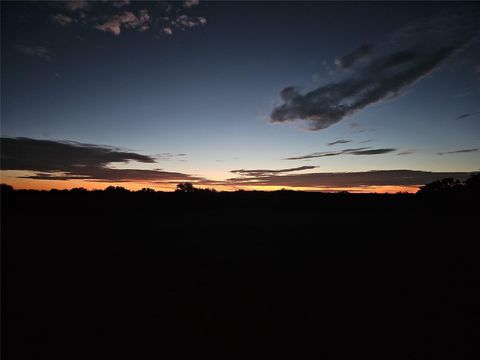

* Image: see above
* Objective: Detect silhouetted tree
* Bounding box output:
[417,177,464,195]
[139,187,156,193]
[105,186,129,193]
[176,182,196,193]
[465,173,480,193]
[70,187,88,193]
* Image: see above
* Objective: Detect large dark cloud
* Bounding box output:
[285,147,396,160]
[231,166,317,177]
[335,44,372,69]
[226,170,472,188]
[270,10,479,130]
[1,137,201,183]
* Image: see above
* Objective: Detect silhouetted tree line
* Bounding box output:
[417,173,480,196]
[0,183,217,194]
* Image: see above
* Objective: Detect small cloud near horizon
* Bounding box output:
[437,148,479,155]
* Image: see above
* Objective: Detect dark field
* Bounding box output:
[2,190,479,358]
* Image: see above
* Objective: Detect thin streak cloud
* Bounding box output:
[284,148,396,160]
[437,148,479,155]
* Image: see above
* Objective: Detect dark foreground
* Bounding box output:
[2,190,479,358]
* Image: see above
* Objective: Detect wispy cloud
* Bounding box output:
[51,14,74,26]
[327,139,351,146]
[397,150,416,155]
[111,0,130,8]
[174,14,207,29]
[154,153,187,161]
[270,10,479,130]
[1,137,201,183]
[455,113,477,119]
[284,147,396,160]
[231,166,317,177]
[15,45,51,62]
[183,0,200,8]
[65,0,89,13]
[437,148,479,155]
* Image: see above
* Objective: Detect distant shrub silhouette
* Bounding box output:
[139,187,156,193]
[105,186,130,193]
[70,187,88,193]
[0,183,14,192]
[175,182,216,193]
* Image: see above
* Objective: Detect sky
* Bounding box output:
[1,0,480,192]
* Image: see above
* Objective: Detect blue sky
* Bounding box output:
[1,1,479,191]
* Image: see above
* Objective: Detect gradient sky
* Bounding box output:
[1,1,480,192]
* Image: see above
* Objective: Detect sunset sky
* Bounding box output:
[1,0,479,192]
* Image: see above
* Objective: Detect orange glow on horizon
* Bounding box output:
[1,174,420,194]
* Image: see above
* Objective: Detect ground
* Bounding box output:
[2,191,479,358]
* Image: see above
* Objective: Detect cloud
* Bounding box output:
[112,0,130,8]
[15,45,51,62]
[65,0,89,12]
[225,170,472,188]
[327,139,351,146]
[1,137,200,183]
[350,148,396,155]
[284,147,396,160]
[270,10,479,131]
[95,10,151,35]
[335,44,372,69]
[437,148,479,155]
[174,14,207,29]
[183,0,200,8]
[397,150,416,155]
[154,153,187,160]
[455,113,477,119]
[162,27,173,35]
[48,2,207,38]
[231,166,317,177]
[51,14,74,26]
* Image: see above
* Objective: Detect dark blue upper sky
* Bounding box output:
[1,1,479,191]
